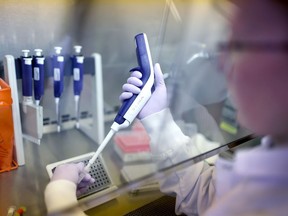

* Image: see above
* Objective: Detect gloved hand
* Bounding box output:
[119,63,167,119]
[51,162,95,196]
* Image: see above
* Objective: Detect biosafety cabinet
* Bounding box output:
[0,1,254,215]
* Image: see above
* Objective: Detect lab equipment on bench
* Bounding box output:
[3,48,105,167]
[38,50,104,143]
[53,46,65,132]
[0,78,18,172]
[20,50,33,106]
[72,45,84,129]
[46,33,154,209]
[83,33,155,176]
[46,152,118,210]
[32,49,45,106]
[19,50,43,145]
[113,121,152,163]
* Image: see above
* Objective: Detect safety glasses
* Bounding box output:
[216,41,288,75]
[218,41,288,53]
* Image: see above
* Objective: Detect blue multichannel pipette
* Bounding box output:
[82,33,155,177]
[21,50,33,105]
[33,49,45,106]
[53,47,65,132]
[72,45,84,129]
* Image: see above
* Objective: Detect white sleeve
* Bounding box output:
[141,108,218,215]
[44,180,87,216]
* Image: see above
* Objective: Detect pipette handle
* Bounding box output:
[53,47,65,98]
[114,33,154,125]
[33,49,45,103]
[21,50,33,97]
[79,33,154,184]
[72,46,84,96]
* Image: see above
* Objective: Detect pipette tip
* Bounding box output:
[74,95,80,129]
[57,125,61,133]
[55,98,61,132]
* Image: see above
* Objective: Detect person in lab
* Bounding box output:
[45,0,288,215]
[120,0,288,215]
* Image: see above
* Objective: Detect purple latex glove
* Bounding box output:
[51,162,95,196]
[119,63,167,119]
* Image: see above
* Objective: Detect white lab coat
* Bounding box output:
[45,180,87,216]
[141,109,288,216]
[45,108,288,216]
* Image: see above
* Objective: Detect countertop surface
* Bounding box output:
[0,119,253,216]
[0,126,121,216]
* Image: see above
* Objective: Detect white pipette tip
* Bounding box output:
[55,97,60,104]
[77,171,87,184]
[74,95,80,103]
[74,95,80,129]
[57,125,61,133]
[55,97,61,132]
[76,121,80,129]
[84,129,116,171]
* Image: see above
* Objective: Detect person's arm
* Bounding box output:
[142,108,217,215]
[44,163,94,216]
[45,180,86,216]
[120,63,218,215]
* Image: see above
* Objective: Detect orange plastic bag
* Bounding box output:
[0,78,17,172]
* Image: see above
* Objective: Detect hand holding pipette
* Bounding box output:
[119,63,167,120]
[52,162,95,195]
[78,33,155,182]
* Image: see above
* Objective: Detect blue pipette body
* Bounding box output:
[53,47,65,98]
[113,33,154,127]
[33,49,45,105]
[53,47,65,132]
[21,50,33,101]
[72,46,84,96]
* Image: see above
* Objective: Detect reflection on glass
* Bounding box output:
[81,1,253,215]
[0,0,256,216]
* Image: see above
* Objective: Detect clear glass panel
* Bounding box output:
[84,0,252,213]
[0,0,254,215]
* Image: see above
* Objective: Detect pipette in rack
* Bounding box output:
[72,45,84,129]
[78,33,155,182]
[53,47,65,132]
[33,49,45,106]
[21,50,33,106]
[20,49,44,145]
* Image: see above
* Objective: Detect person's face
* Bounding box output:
[226,0,288,136]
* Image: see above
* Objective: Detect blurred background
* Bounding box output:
[0,1,253,215]
[0,0,231,108]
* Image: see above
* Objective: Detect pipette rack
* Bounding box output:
[3,52,105,165]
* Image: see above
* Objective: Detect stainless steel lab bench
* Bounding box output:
[0,119,255,216]
[0,122,122,215]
